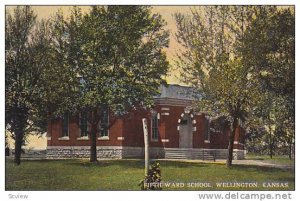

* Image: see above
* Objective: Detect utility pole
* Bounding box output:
[142,118,149,175]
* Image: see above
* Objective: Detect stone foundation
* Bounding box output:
[46,146,245,160]
[47,146,122,159]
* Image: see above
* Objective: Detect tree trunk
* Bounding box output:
[13,108,28,165]
[226,118,238,168]
[269,143,273,159]
[267,118,273,159]
[89,108,99,163]
[288,139,293,160]
[269,130,273,159]
[14,128,24,165]
[289,144,292,160]
[90,122,97,162]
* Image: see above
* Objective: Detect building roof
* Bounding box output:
[154,84,197,101]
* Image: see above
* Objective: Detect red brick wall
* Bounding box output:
[121,109,148,147]
[48,113,124,147]
[47,105,245,150]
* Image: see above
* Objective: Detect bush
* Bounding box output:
[139,161,162,190]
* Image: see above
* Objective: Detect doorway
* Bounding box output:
[179,114,193,148]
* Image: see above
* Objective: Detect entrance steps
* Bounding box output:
[164,148,227,160]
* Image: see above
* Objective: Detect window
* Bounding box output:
[79,112,88,137]
[204,117,210,142]
[62,112,69,137]
[151,113,159,141]
[99,108,109,137]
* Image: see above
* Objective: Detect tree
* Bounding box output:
[48,6,169,162]
[5,6,53,164]
[174,6,294,165]
[174,6,259,167]
[242,7,295,123]
[241,7,295,158]
[257,92,285,158]
[200,58,260,166]
[246,92,294,158]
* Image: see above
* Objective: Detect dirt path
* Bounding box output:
[232,159,294,170]
[158,158,294,170]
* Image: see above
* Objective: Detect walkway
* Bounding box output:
[157,158,294,170]
[232,159,294,170]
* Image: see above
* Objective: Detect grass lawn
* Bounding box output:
[6,158,294,191]
[246,153,295,166]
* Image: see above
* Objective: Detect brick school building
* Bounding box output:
[46,85,245,160]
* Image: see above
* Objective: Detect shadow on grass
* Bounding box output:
[63,159,145,169]
[51,159,210,170]
[158,160,209,168]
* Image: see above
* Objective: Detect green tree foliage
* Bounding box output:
[6,5,169,164]
[174,6,294,164]
[242,8,294,106]
[5,6,53,164]
[242,8,295,158]
[251,92,288,158]
[47,6,169,162]
[174,6,259,167]
[246,92,294,158]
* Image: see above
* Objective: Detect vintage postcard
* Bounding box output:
[3,1,296,201]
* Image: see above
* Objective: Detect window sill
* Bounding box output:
[151,139,159,142]
[77,136,89,141]
[58,136,70,141]
[161,139,169,143]
[98,136,109,140]
[117,137,125,141]
[204,140,210,143]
